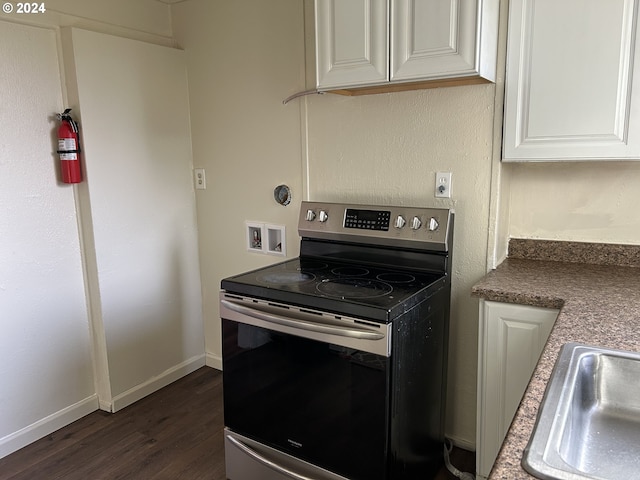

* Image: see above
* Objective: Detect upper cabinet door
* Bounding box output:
[315,0,389,89]
[315,0,498,92]
[391,0,497,82]
[503,0,640,161]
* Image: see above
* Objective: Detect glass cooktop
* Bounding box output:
[221,257,447,323]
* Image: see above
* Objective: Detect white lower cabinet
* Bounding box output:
[476,300,558,480]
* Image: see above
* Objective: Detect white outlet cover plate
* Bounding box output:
[435,171,452,198]
[194,168,206,190]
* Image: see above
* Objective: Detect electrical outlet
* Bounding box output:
[435,172,452,198]
[194,168,206,190]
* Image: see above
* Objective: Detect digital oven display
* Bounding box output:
[344,209,391,231]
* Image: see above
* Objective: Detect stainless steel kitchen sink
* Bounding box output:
[523,343,640,480]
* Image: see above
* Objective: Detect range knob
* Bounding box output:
[318,210,329,223]
[305,209,316,221]
[410,216,422,230]
[427,217,439,232]
[394,215,406,229]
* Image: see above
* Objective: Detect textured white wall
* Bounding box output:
[305,85,498,445]
[171,0,306,369]
[507,162,640,243]
[0,21,94,456]
[1,0,172,44]
[67,28,204,403]
[1,0,190,457]
[45,0,171,37]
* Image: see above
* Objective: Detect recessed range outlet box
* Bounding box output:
[246,222,264,252]
[246,222,286,256]
[266,225,286,256]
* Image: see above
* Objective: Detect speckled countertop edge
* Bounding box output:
[472,240,640,480]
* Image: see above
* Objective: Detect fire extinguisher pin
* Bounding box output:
[57,108,72,118]
[57,111,79,133]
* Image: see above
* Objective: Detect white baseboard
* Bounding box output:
[110,354,206,412]
[0,395,99,460]
[0,355,210,460]
[445,432,476,452]
[205,351,222,370]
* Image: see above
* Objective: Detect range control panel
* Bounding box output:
[298,201,453,252]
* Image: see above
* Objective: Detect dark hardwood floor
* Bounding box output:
[0,367,474,479]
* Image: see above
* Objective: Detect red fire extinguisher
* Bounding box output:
[56,108,82,184]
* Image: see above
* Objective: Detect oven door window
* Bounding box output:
[222,319,390,480]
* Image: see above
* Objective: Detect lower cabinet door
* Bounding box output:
[476,300,558,480]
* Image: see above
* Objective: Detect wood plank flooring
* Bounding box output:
[0,367,474,479]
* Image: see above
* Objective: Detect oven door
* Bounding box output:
[220,292,392,480]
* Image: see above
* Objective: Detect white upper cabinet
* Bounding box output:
[391,0,498,82]
[315,0,499,91]
[315,0,388,88]
[503,0,640,161]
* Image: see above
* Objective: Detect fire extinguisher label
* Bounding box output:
[58,138,78,160]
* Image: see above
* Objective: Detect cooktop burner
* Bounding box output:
[256,271,316,285]
[331,266,369,277]
[295,260,328,271]
[316,278,393,299]
[376,272,416,283]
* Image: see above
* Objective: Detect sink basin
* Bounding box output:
[523,343,640,480]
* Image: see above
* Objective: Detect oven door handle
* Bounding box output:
[226,433,316,480]
[221,299,385,340]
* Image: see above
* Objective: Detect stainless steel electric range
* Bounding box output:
[220,201,454,480]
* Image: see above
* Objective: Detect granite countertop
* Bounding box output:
[472,239,640,480]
